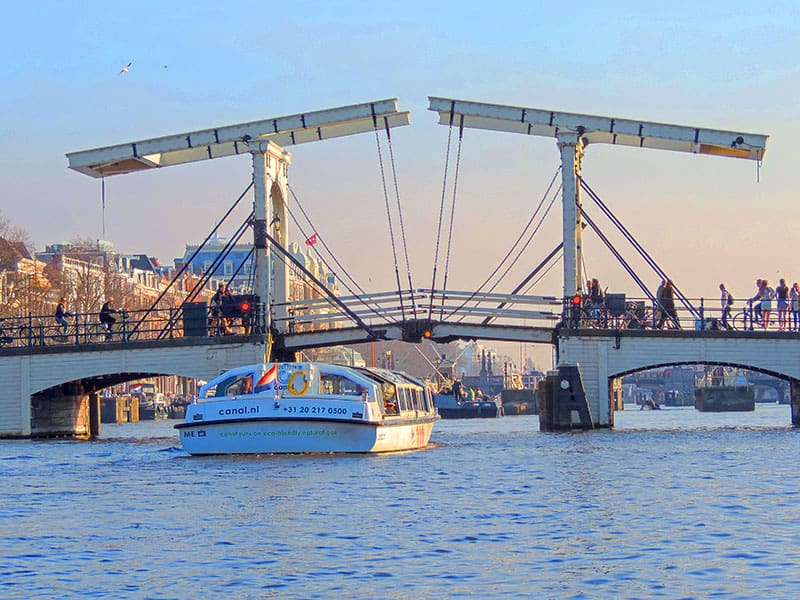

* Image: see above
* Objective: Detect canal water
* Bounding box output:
[2,404,799,599]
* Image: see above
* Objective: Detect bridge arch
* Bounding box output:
[558,330,800,427]
[0,338,266,438]
[612,360,791,383]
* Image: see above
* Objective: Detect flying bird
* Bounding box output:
[119,61,132,74]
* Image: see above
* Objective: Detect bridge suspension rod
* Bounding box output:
[264,231,381,339]
[131,181,254,337]
[580,178,700,319]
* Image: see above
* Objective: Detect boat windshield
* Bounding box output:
[319,372,366,396]
[204,373,254,398]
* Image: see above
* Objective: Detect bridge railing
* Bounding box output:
[277,289,564,332]
[564,294,785,332]
[0,303,263,349]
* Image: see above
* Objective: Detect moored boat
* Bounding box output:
[175,362,439,455]
[433,391,503,419]
[695,367,755,412]
[694,385,755,412]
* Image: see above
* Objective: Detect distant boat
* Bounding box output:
[695,385,755,412]
[500,388,538,415]
[433,391,503,419]
[695,369,755,412]
[175,362,439,455]
[136,392,170,420]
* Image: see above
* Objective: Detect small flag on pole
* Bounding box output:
[305,233,318,246]
[255,364,278,391]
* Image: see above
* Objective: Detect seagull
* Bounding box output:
[119,61,132,74]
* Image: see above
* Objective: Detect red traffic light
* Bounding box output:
[572,294,582,306]
[239,301,250,312]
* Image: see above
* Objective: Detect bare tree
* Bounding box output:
[71,263,105,315]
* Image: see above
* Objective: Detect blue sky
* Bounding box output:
[2,0,799,311]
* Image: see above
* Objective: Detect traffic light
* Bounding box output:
[221,294,258,318]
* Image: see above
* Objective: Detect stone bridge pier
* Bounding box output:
[555,329,800,429]
[30,381,92,439]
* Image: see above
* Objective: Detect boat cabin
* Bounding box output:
[198,362,434,417]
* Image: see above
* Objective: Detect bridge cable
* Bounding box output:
[520,250,563,295]
[131,180,253,337]
[427,104,456,321]
[444,169,562,322]
[578,206,673,325]
[438,115,465,320]
[373,110,407,323]
[383,117,417,319]
[481,241,565,325]
[578,207,659,309]
[185,214,253,302]
[155,212,255,339]
[459,169,561,306]
[287,183,367,295]
[265,239,375,332]
[285,183,393,324]
[264,229,382,339]
[580,178,699,319]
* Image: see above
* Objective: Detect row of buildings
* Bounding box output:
[0,234,338,320]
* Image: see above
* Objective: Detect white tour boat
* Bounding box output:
[175,362,440,455]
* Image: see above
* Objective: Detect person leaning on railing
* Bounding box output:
[587,278,604,319]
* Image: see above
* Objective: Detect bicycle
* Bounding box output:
[86,311,131,343]
[728,302,758,331]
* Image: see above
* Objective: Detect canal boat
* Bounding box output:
[694,385,755,412]
[175,362,439,455]
[694,367,755,412]
[433,390,504,418]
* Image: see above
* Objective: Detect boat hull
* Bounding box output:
[176,416,437,455]
[433,395,503,419]
[695,386,755,412]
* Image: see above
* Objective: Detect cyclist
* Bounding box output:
[99,297,119,340]
[55,297,72,336]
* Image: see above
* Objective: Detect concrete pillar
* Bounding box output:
[250,141,292,337]
[556,132,585,298]
[557,336,615,428]
[790,379,800,427]
[88,391,101,438]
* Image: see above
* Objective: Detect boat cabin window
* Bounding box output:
[320,373,365,396]
[208,374,254,397]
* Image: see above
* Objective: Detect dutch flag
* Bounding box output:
[255,364,277,392]
[131,384,143,393]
